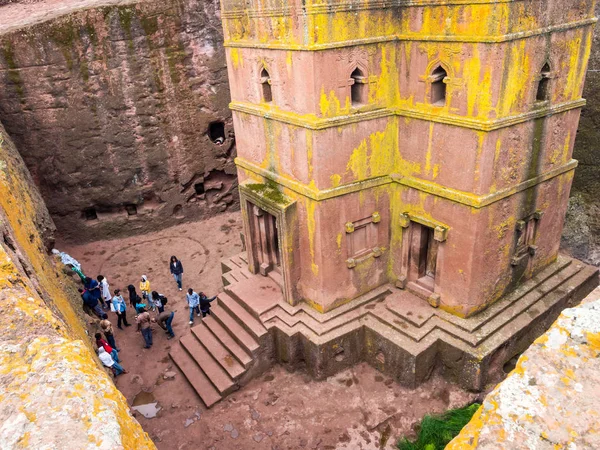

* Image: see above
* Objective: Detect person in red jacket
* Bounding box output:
[95,333,120,363]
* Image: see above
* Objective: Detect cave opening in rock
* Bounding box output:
[125,204,138,216]
[83,208,98,221]
[208,121,226,144]
[194,182,205,195]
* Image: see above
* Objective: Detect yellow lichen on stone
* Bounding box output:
[447,287,600,449]
[0,126,155,448]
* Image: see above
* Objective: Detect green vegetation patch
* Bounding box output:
[397,403,480,450]
[245,182,290,206]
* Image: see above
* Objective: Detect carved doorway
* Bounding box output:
[249,203,281,276]
[409,223,439,294]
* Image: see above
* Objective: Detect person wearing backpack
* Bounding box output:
[151,291,167,313]
[127,284,142,309]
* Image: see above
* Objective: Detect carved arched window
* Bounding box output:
[536,63,551,102]
[260,67,272,103]
[350,67,368,106]
[430,66,447,106]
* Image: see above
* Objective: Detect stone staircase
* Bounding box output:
[220,253,253,287]
[169,287,270,408]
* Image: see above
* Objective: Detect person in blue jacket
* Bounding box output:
[111,289,131,330]
[79,288,106,319]
[169,256,184,291]
[85,276,105,309]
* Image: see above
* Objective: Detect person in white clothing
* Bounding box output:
[97,275,111,309]
[98,347,127,376]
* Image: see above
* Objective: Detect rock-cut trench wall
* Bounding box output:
[0,0,237,242]
[562,2,600,266]
[0,123,155,448]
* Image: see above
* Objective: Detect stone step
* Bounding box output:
[239,252,248,264]
[211,304,261,356]
[218,292,268,339]
[222,268,252,287]
[221,260,233,274]
[221,254,248,274]
[222,271,237,287]
[474,263,582,339]
[229,254,247,269]
[268,270,283,288]
[226,276,283,317]
[192,324,246,379]
[169,345,222,408]
[203,315,254,368]
[180,333,236,396]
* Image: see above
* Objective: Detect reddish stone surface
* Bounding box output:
[58,213,481,449]
[0,0,238,242]
[226,3,595,316]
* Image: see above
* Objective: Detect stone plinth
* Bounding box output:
[172,253,597,407]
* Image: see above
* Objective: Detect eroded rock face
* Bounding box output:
[447,287,600,449]
[563,3,600,266]
[0,123,155,448]
[0,0,237,242]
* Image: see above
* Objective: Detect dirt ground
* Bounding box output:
[57,212,481,450]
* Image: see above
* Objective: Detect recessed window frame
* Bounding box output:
[535,63,552,103]
[260,67,272,103]
[429,65,448,106]
[350,67,368,107]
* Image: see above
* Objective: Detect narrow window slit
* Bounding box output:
[430,66,447,106]
[260,68,272,103]
[536,63,551,102]
[350,67,367,106]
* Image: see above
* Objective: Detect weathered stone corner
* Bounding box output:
[447,285,600,449]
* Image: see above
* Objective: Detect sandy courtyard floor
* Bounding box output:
[57,212,480,449]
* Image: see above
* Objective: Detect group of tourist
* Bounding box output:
[75,255,218,378]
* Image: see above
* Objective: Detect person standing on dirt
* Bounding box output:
[151,290,166,314]
[186,288,200,325]
[156,308,175,339]
[112,289,131,330]
[140,275,152,305]
[136,306,153,349]
[100,317,119,351]
[97,275,111,309]
[127,284,142,309]
[170,256,184,291]
[199,292,217,317]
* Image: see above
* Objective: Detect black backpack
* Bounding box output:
[161,295,168,305]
